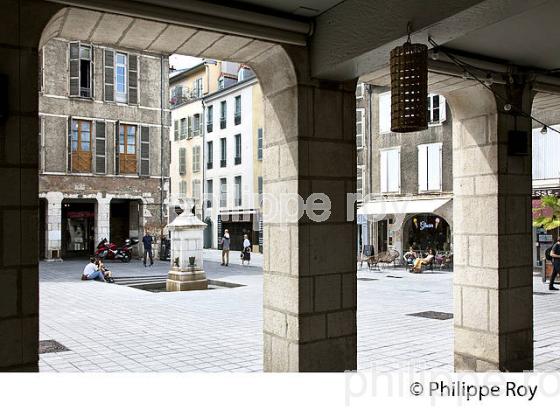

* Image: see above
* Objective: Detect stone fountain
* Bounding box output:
[166,199,208,291]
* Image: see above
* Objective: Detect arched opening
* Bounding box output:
[402,213,451,253]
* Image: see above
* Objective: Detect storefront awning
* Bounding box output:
[357,197,452,216]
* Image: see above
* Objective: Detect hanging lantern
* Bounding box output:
[390,29,428,133]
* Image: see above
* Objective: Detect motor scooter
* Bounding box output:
[95,237,138,263]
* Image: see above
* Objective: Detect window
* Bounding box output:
[206,179,213,208]
[192,145,201,173]
[193,114,201,137]
[220,138,227,167]
[179,180,187,197]
[192,78,203,98]
[179,147,186,175]
[357,167,363,196]
[118,124,137,174]
[234,96,241,125]
[427,94,447,125]
[220,101,227,129]
[207,141,213,169]
[207,105,213,133]
[418,143,442,192]
[380,148,400,193]
[69,43,92,98]
[379,92,391,133]
[218,76,224,90]
[356,83,364,99]
[234,134,241,165]
[238,66,253,81]
[356,108,365,148]
[220,178,227,208]
[234,176,242,207]
[257,128,263,160]
[70,119,92,173]
[180,118,187,139]
[192,180,201,200]
[173,120,179,141]
[115,53,128,103]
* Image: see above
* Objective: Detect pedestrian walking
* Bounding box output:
[548,237,560,290]
[241,234,251,265]
[221,229,230,266]
[142,230,154,267]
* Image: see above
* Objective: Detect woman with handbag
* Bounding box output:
[241,234,252,266]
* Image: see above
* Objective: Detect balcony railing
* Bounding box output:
[220,159,227,168]
[207,161,213,170]
[220,118,226,129]
[234,156,241,165]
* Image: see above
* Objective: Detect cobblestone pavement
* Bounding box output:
[39,255,559,372]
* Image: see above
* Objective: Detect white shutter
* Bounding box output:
[378,92,391,133]
[439,95,447,123]
[418,145,428,192]
[427,143,442,191]
[387,149,400,192]
[380,150,387,193]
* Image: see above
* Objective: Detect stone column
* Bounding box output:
[45,192,63,260]
[250,46,357,372]
[447,83,534,371]
[96,196,111,244]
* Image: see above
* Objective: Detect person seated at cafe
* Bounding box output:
[410,248,435,273]
[404,247,417,265]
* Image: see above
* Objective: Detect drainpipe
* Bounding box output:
[160,56,165,237]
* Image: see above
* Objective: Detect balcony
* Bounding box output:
[169,88,201,109]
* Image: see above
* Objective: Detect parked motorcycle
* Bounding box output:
[95,237,138,263]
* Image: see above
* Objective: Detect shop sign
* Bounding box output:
[533,188,560,198]
[67,211,95,218]
[419,221,434,231]
[538,234,554,243]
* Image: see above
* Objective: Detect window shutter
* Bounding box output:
[95,121,106,174]
[104,49,114,102]
[140,126,150,176]
[38,47,44,93]
[179,148,186,175]
[188,116,192,139]
[427,144,442,191]
[380,151,387,193]
[174,120,179,141]
[418,145,428,192]
[69,42,80,97]
[439,95,447,123]
[386,149,400,192]
[379,92,391,133]
[67,116,73,172]
[115,121,120,174]
[128,54,138,105]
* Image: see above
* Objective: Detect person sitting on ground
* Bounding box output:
[96,258,114,283]
[81,257,112,282]
[410,248,435,273]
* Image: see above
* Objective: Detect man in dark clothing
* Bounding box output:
[142,230,154,267]
[549,237,560,291]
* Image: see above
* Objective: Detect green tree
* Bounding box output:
[533,195,560,230]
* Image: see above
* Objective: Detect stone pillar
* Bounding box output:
[45,192,63,260]
[447,83,534,371]
[0,0,61,372]
[250,46,357,372]
[96,196,111,244]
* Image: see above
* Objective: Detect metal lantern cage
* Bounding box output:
[390,40,428,133]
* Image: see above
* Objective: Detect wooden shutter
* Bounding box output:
[104,49,114,102]
[140,126,150,176]
[427,143,442,191]
[115,121,120,174]
[69,42,80,97]
[418,145,428,192]
[128,54,138,105]
[187,116,192,139]
[380,150,387,193]
[439,95,447,122]
[67,117,73,172]
[174,120,179,141]
[179,148,186,175]
[95,121,106,174]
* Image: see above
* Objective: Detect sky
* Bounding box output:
[169,54,203,70]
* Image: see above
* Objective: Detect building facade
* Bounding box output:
[39,38,170,260]
[358,86,453,257]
